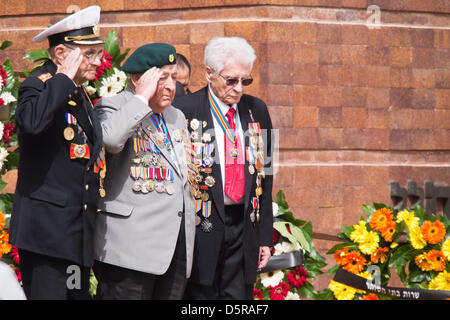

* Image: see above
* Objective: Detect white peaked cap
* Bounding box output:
[32,6,103,46]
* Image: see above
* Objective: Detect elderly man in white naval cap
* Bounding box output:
[9,6,107,300]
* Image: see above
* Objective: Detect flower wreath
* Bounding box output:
[254,190,327,300]
[319,203,450,300]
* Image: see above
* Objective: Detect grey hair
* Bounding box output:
[204,37,256,74]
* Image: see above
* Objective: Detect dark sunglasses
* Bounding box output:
[217,73,253,87]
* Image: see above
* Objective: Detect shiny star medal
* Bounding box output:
[200,201,213,233]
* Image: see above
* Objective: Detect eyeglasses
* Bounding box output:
[64,44,104,61]
[217,73,253,87]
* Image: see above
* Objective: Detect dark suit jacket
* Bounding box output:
[173,86,273,285]
[10,60,103,267]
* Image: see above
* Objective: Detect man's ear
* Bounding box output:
[52,45,67,65]
[205,66,214,83]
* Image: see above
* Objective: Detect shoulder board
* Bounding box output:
[37,72,52,83]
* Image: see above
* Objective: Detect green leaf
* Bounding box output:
[326,242,358,254]
[315,288,334,300]
[297,281,317,299]
[273,221,311,252]
[362,204,375,217]
[275,189,289,210]
[0,41,13,51]
[22,49,49,63]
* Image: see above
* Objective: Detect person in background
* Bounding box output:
[175,53,191,97]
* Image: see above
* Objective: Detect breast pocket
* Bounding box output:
[99,201,134,217]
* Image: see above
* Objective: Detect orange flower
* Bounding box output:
[426,250,446,272]
[361,293,379,300]
[0,230,12,255]
[342,251,367,274]
[334,247,350,266]
[0,212,5,230]
[421,220,446,244]
[381,220,396,242]
[415,253,433,271]
[370,208,394,232]
[371,247,389,264]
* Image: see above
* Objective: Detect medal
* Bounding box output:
[204,176,216,188]
[201,192,209,201]
[69,143,90,159]
[155,181,165,193]
[201,219,213,232]
[202,155,214,168]
[132,180,142,192]
[99,188,106,198]
[145,180,155,192]
[230,147,239,159]
[255,186,263,197]
[64,127,75,141]
[248,164,255,175]
[195,215,201,226]
[165,184,175,195]
[250,211,255,223]
[190,118,200,130]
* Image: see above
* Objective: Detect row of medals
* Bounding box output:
[131,126,175,195]
[187,118,216,231]
[64,98,106,198]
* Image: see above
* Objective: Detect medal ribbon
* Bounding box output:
[202,201,211,219]
[208,88,236,144]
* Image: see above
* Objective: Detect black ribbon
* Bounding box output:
[258,251,304,273]
[333,268,450,300]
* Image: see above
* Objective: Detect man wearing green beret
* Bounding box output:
[92,43,197,299]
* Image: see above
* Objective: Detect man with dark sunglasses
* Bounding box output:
[173,36,274,300]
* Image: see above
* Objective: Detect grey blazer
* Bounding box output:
[93,89,195,277]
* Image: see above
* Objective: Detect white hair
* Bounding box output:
[204,37,256,73]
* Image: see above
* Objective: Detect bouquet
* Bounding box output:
[254,190,327,300]
[320,203,450,300]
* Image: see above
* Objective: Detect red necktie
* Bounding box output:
[224,107,245,203]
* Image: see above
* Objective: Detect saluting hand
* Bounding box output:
[134,67,163,102]
[56,47,83,81]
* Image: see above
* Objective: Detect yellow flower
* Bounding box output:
[442,238,450,261]
[329,280,357,300]
[350,220,368,243]
[415,253,433,271]
[409,227,426,250]
[390,242,399,249]
[358,231,380,255]
[396,209,419,229]
[428,271,450,291]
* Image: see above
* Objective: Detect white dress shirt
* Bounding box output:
[208,85,245,205]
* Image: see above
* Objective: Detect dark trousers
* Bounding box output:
[19,249,90,300]
[184,204,253,300]
[94,215,187,300]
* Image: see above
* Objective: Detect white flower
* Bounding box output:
[112,67,127,86]
[0,121,4,138]
[286,291,301,300]
[0,147,9,170]
[85,85,97,96]
[99,76,122,97]
[273,241,297,256]
[0,92,17,105]
[260,270,284,288]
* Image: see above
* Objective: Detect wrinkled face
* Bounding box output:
[176,64,190,94]
[149,64,177,113]
[206,59,252,106]
[60,43,104,82]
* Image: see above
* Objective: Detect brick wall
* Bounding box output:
[1,1,449,290]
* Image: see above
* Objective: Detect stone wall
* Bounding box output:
[1,0,449,290]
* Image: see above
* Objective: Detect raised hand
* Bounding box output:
[133,67,163,102]
[55,47,83,81]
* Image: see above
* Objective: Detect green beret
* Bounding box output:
[122,43,176,74]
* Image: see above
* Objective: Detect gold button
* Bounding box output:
[85,184,89,191]
[84,204,88,211]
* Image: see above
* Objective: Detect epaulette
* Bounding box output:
[37,72,52,83]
